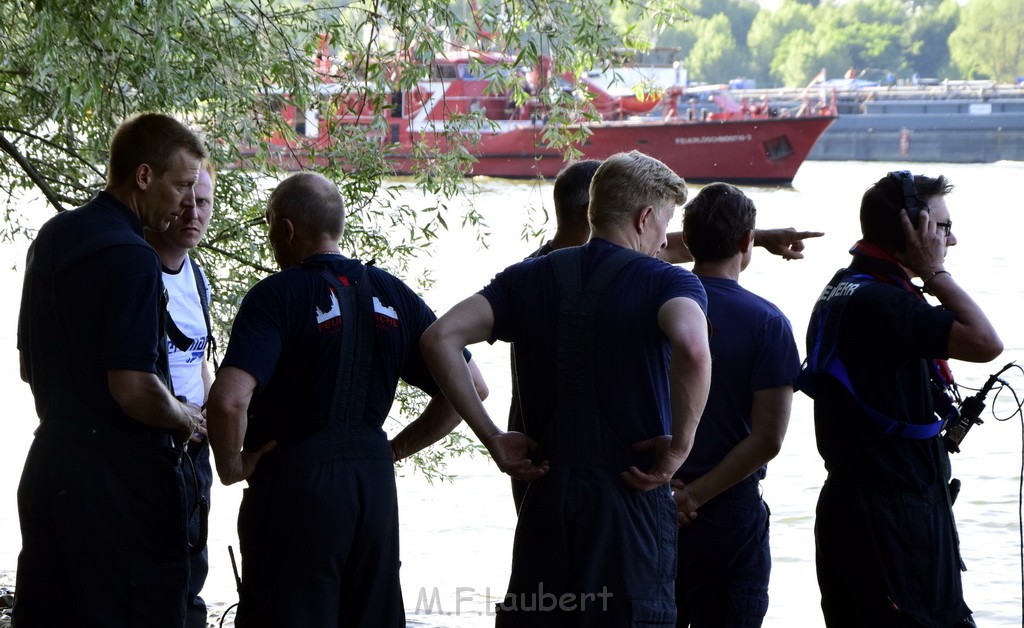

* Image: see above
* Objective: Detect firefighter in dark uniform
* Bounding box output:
[206,172,484,627]
[801,171,1003,626]
[421,151,713,625]
[15,113,207,626]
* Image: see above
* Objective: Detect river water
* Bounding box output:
[1,159,1022,626]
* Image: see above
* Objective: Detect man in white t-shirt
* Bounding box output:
[146,159,215,628]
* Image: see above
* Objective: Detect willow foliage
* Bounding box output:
[0,0,682,478]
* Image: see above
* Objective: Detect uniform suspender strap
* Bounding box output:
[544,246,644,465]
[155,285,173,390]
[247,262,379,482]
[48,226,175,389]
[315,264,375,427]
[189,257,218,369]
[163,258,217,369]
[28,232,80,393]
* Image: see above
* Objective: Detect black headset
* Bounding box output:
[887,170,924,226]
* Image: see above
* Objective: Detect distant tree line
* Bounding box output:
[609,0,1024,87]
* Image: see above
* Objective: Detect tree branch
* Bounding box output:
[205,216,267,246]
[0,125,105,180]
[0,132,68,214]
[199,242,277,274]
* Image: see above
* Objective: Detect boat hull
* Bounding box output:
[388,116,835,184]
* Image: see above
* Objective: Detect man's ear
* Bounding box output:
[635,205,655,233]
[281,217,296,243]
[135,164,153,191]
[740,229,754,253]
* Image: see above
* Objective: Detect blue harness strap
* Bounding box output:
[798,272,950,440]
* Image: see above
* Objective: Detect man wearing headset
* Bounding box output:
[800,171,1003,626]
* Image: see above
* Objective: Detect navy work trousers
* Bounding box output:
[234,456,404,628]
[183,442,212,627]
[815,475,972,627]
[675,478,770,627]
[13,421,189,627]
[496,466,677,627]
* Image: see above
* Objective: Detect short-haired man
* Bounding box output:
[145,159,216,627]
[802,171,1003,625]
[506,160,823,512]
[671,183,800,626]
[16,112,207,625]
[422,150,712,624]
[206,172,485,627]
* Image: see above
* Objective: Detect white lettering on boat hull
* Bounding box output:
[674,134,753,145]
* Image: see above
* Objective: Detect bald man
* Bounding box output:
[207,172,486,627]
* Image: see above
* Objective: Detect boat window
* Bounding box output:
[763,135,794,161]
[389,91,403,119]
[431,64,460,80]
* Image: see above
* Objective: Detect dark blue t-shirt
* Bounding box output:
[222,255,443,450]
[481,238,708,450]
[677,276,800,481]
[18,192,165,430]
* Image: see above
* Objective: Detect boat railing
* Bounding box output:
[729,80,1024,109]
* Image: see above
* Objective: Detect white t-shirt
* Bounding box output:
[163,256,211,405]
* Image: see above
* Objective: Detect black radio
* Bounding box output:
[942,362,1016,453]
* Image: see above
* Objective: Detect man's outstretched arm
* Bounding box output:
[753,228,825,260]
[660,228,824,263]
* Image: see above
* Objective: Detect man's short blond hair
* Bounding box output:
[588,151,688,230]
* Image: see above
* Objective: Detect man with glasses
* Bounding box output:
[800,171,1003,626]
